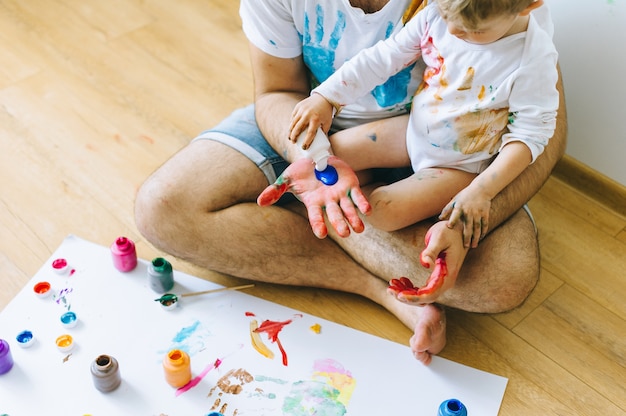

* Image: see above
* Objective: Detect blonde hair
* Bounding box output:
[437,0,536,29]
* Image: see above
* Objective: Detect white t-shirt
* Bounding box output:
[312,3,559,173]
[240,0,424,127]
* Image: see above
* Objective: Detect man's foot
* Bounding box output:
[409,304,447,365]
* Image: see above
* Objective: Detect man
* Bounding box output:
[134,0,566,365]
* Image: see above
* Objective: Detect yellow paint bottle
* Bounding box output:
[163,349,191,388]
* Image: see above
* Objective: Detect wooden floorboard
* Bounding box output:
[1,1,625,414]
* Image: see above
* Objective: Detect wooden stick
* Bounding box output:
[179,284,255,298]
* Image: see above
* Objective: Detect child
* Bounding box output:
[289,0,559,248]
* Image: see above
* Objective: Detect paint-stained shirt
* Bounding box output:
[240,0,425,129]
[313,3,559,173]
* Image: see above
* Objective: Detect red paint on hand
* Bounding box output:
[257,181,289,207]
[387,253,447,300]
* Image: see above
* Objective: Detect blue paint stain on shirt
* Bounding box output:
[301,6,413,108]
[303,6,346,83]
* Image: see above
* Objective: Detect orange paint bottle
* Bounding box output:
[163,349,191,388]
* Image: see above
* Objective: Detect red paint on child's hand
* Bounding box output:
[387,253,447,301]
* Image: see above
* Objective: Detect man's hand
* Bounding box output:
[257,156,371,238]
[388,221,468,305]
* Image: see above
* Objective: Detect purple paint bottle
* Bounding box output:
[111,236,138,272]
[0,339,15,375]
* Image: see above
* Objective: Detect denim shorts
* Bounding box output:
[193,104,413,185]
[193,104,287,185]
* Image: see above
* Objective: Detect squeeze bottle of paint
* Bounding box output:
[163,349,191,388]
[148,257,174,293]
[438,399,468,416]
[91,354,122,392]
[0,339,14,375]
[296,128,338,185]
[111,236,138,272]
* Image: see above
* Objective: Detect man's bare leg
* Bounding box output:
[135,140,538,363]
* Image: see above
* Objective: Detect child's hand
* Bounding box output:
[440,187,491,248]
[289,93,334,149]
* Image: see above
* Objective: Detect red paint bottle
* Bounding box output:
[111,236,138,272]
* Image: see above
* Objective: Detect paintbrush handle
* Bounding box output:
[179,284,255,298]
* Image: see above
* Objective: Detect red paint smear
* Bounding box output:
[253,316,300,366]
[388,253,447,298]
[245,311,256,317]
[69,269,76,276]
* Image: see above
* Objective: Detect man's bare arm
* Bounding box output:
[249,43,310,162]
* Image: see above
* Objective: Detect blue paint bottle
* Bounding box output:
[296,128,338,186]
[0,339,14,375]
[438,399,467,416]
[148,257,174,293]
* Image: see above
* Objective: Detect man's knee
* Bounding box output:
[459,208,540,313]
[485,209,540,312]
[134,172,173,244]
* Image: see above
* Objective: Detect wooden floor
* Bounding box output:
[1,1,624,414]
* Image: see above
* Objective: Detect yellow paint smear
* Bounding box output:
[249,319,274,359]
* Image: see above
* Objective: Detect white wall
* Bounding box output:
[544,0,626,186]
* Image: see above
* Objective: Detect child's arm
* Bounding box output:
[440,141,533,248]
[288,93,336,150]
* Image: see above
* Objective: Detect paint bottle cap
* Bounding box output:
[60,311,78,328]
[16,330,35,348]
[33,281,52,299]
[56,334,74,353]
[156,293,179,311]
[51,258,70,274]
[314,165,338,185]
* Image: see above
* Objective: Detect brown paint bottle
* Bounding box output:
[91,354,122,392]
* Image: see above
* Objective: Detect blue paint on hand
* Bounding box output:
[315,165,338,185]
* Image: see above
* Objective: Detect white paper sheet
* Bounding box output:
[0,235,507,415]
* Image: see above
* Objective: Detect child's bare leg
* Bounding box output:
[329,115,411,170]
[366,168,477,231]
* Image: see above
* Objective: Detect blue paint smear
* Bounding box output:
[301,6,413,108]
[172,320,201,343]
